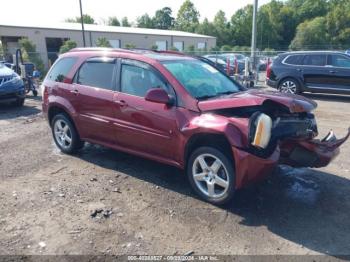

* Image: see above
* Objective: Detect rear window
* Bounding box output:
[76,61,115,90]
[303,55,327,66]
[284,55,303,65]
[47,57,77,82]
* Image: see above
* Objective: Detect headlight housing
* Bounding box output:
[10,72,21,81]
[251,113,272,149]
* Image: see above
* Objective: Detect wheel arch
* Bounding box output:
[277,75,304,91]
[48,105,81,138]
[184,133,234,170]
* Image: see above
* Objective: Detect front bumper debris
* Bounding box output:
[279,128,350,168]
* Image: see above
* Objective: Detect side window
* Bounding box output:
[76,61,115,90]
[284,55,303,65]
[47,57,77,82]
[121,63,168,97]
[303,55,327,66]
[330,55,350,68]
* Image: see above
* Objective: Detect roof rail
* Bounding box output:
[68,47,188,56]
[69,47,136,54]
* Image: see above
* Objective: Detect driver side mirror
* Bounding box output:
[145,88,174,106]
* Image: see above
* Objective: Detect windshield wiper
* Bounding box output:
[215,91,236,96]
[196,91,236,100]
[196,95,217,100]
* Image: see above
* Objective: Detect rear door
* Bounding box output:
[71,57,118,145]
[113,59,179,161]
[301,54,331,89]
[327,54,350,92]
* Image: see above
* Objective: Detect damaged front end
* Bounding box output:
[198,90,349,169]
[247,105,350,168]
[210,99,349,169]
[279,128,350,168]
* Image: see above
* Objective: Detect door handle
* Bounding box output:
[70,89,79,95]
[114,100,127,107]
[297,68,303,72]
[329,70,337,74]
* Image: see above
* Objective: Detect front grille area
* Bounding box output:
[0,76,14,87]
[0,93,18,100]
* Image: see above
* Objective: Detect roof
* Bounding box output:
[0,21,215,39]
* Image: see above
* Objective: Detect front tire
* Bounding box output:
[51,114,84,154]
[187,147,235,205]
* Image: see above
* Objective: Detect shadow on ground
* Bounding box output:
[75,144,350,256]
[0,103,41,120]
[25,95,42,102]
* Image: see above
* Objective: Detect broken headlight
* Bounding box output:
[250,113,272,149]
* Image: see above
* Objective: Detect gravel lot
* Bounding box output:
[0,92,349,256]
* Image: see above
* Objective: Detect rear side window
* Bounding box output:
[303,55,327,66]
[47,57,77,82]
[76,61,115,90]
[330,55,350,68]
[284,55,303,65]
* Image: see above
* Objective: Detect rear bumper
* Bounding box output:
[232,146,280,189]
[42,101,49,120]
[266,78,277,89]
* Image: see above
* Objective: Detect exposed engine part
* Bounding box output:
[247,109,318,158]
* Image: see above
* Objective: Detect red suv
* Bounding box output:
[42,48,349,205]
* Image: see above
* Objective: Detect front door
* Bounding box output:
[327,54,350,91]
[301,54,331,89]
[113,59,179,161]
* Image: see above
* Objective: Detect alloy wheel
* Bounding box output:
[280,80,297,94]
[192,153,230,199]
[54,119,72,150]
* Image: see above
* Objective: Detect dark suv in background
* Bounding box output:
[267,51,350,95]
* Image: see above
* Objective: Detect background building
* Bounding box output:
[0,22,216,69]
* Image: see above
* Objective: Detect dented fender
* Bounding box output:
[181,113,250,149]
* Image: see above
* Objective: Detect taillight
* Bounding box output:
[266,60,272,79]
[41,84,48,101]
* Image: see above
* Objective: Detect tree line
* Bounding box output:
[64,0,350,52]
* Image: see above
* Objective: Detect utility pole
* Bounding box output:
[79,0,86,47]
[251,0,258,83]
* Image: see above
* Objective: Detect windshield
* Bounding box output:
[162,59,241,100]
[235,54,245,60]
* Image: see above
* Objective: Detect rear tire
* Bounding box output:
[278,78,301,94]
[187,146,235,205]
[51,113,84,154]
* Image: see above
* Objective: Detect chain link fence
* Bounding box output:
[183,50,284,87]
[2,48,348,87]
[0,49,279,87]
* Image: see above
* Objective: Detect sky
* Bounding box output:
[1,0,271,25]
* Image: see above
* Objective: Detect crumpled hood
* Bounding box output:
[197,89,317,113]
